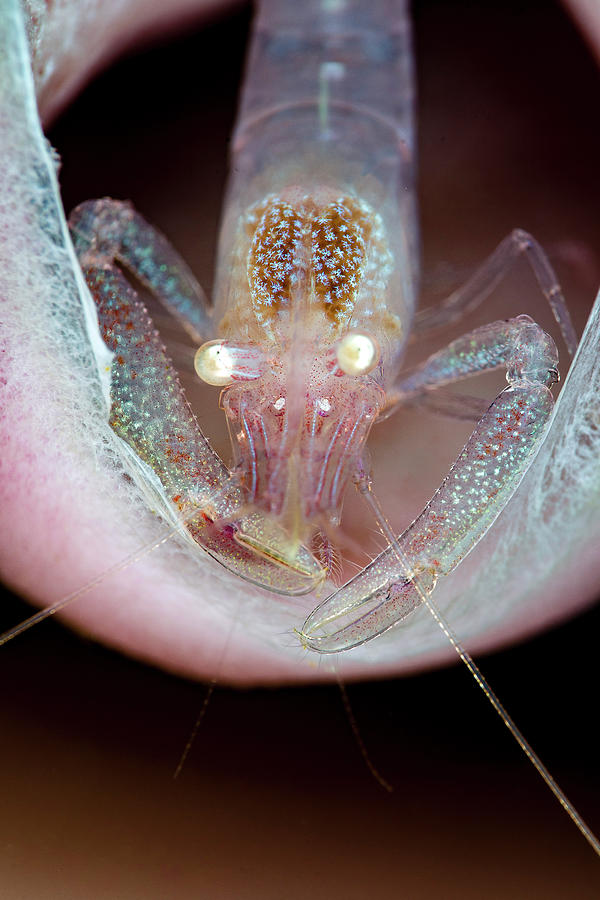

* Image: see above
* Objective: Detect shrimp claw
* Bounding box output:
[302,316,559,650]
[68,199,324,594]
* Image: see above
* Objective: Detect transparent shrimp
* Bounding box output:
[1,0,593,872]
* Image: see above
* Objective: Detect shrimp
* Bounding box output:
[1,0,600,876]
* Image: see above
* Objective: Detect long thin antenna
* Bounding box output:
[336,671,393,793]
[172,585,245,779]
[0,516,197,647]
[173,679,217,780]
[358,477,600,858]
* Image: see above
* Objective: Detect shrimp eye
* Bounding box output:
[194,340,266,386]
[336,333,380,376]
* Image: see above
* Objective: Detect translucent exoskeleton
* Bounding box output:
[2,0,600,874]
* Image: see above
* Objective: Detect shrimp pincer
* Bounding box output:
[302,315,560,651]
[68,198,323,595]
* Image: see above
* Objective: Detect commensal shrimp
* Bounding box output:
[2,0,600,867]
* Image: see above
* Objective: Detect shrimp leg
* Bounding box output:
[69,199,212,343]
[68,201,323,595]
[414,229,578,357]
[302,316,558,651]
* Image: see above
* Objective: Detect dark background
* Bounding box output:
[2,1,600,895]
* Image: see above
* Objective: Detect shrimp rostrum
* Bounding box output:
[64,0,578,655]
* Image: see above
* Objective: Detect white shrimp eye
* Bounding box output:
[194,340,266,386]
[335,332,380,376]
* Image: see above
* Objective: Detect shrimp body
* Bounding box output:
[194,0,416,551]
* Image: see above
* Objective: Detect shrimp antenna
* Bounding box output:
[172,678,217,780]
[0,511,204,648]
[356,474,600,857]
[172,601,243,780]
[336,670,393,794]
